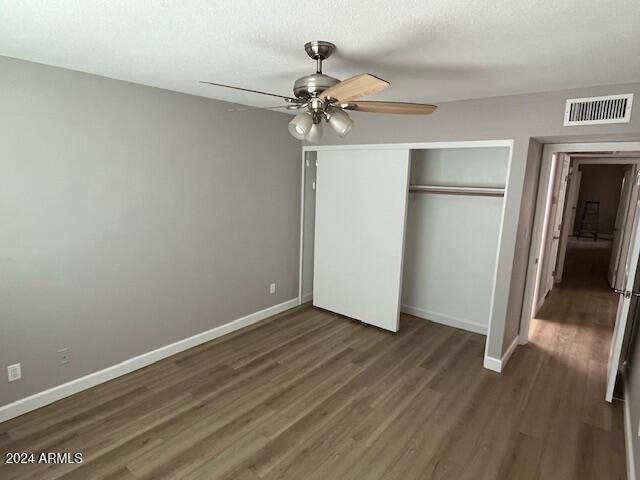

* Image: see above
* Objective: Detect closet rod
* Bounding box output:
[408,185,505,197]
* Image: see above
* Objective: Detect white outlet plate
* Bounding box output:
[7,363,21,382]
[270,283,276,295]
[57,348,70,365]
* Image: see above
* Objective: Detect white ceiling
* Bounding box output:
[1,0,639,109]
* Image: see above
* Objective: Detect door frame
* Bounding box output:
[609,165,636,288]
[518,142,640,344]
[555,158,636,286]
[541,153,571,299]
[555,164,582,283]
[299,139,515,372]
[606,198,640,401]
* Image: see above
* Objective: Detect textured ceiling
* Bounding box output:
[1,0,639,109]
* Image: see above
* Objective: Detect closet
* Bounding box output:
[299,142,511,341]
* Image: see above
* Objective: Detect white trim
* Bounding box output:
[483,355,502,373]
[572,158,640,165]
[301,292,313,304]
[502,335,520,367]
[519,142,640,344]
[297,150,306,303]
[0,298,299,423]
[483,141,514,366]
[625,382,638,480]
[401,304,487,335]
[534,295,546,318]
[483,335,519,373]
[302,139,514,153]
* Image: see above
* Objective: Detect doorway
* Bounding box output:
[520,142,640,402]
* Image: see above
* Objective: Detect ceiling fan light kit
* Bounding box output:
[326,107,354,137]
[305,121,324,143]
[287,112,313,139]
[202,41,437,142]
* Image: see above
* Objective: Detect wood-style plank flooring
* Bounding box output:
[0,243,626,479]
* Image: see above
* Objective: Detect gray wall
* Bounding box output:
[0,56,301,406]
[505,139,543,346]
[574,164,626,236]
[316,82,640,360]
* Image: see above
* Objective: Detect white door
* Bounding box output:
[606,194,640,402]
[555,166,582,283]
[313,149,410,332]
[543,153,571,295]
[610,166,638,289]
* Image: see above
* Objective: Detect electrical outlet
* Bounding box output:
[270,283,276,295]
[57,348,70,366]
[7,363,21,382]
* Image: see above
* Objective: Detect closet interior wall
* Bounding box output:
[300,145,510,336]
[403,147,509,334]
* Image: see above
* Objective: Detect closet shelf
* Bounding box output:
[408,185,505,197]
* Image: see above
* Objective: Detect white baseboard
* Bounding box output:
[0,297,299,423]
[501,335,520,368]
[534,295,546,317]
[483,355,502,373]
[483,335,519,373]
[401,304,487,335]
[625,382,638,480]
[301,292,313,304]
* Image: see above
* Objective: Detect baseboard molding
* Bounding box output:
[625,382,638,480]
[0,297,299,423]
[301,291,313,304]
[483,335,519,373]
[502,335,520,368]
[401,304,487,335]
[483,355,502,373]
[534,295,546,317]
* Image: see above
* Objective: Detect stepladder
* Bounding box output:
[578,200,600,241]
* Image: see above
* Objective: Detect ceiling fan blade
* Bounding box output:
[228,105,301,112]
[320,74,389,102]
[342,101,437,115]
[200,81,296,101]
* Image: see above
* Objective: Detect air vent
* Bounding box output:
[564,94,633,126]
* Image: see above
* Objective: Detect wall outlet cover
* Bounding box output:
[57,348,70,365]
[7,363,21,382]
[270,283,276,294]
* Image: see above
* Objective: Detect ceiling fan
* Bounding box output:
[201,41,437,142]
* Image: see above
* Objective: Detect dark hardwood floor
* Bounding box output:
[0,243,626,479]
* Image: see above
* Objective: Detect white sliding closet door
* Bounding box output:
[313,149,410,332]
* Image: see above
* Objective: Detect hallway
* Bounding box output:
[528,241,626,479]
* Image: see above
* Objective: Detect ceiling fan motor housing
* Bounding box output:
[293,73,340,99]
[294,41,340,99]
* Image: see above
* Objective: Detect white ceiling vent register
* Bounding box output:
[564,94,633,126]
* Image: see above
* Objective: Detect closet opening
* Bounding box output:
[402,147,507,336]
[299,141,513,370]
[520,143,640,402]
